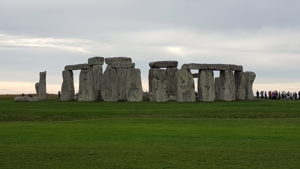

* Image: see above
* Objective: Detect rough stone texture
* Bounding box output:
[244,71,256,100]
[235,71,246,100]
[88,57,104,65]
[149,61,178,68]
[111,62,135,68]
[60,70,75,101]
[101,65,118,101]
[91,65,103,101]
[127,69,143,102]
[166,67,178,101]
[105,57,132,65]
[198,70,215,101]
[116,68,130,101]
[215,77,221,100]
[176,69,196,102]
[219,70,236,101]
[181,64,243,71]
[35,82,39,95]
[65,64,89,70]
[192,73,199,78]
[14,96,42,102]
[149,68,168,102]
[38,71,47,100]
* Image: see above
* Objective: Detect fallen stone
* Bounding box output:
[198,70,215,101]
[88,57,104,65]
[105,57,132,65]
[149,61,178,68]
[176,69,196,102]
[60,70,75,101]
[14,96,42,102]
[65,64,89,70]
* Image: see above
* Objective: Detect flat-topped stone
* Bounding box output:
[105,57,132,65]
[111,62,135,68]
[149,61,178,68]
[88,57,104,65]
[181,64,243,71]
[65,64,89,70]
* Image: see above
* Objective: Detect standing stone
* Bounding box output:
[176,69,196,102]
[166,67,178,101]
[215,77,221,100]
[219,70,236,101]
[235,71,246,100]
[245,71,256,100]
[61,70,75,101]
[198,70,215,101]
[102,65,119,101]
[35,82,39,95]
[78,67,96,101]
[127,69,143,102]
[38,71,47,99]
[116,68,130,101]
[91,65,103,101]
[149,68,168,102]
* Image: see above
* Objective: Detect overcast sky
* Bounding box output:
[0,0,300,94]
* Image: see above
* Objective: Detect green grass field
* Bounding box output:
[0,99,299,169]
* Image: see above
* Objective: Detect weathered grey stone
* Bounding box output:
[198,70,215,101]
[127,69,143,102]
[91,65,103,101]
[192,73,199,78]
[166,67,178,101]
[181,64,243,71]
[215,77,221,100]
[37,71,47,100]
[60,70,75,101]
[176,69,196,102]
[65,64,89,70]
[116,68,130,101]
[245,71,256,100]
[78,67,97,102]
[149,68,168,102]
[149,61,178,68]
[219,70,236,101]
[105,57,132,65]
[35,82,39,95]
[101,65,118,101]
[88,57,104,65]
[14,96,42,102]
[235,71,246,100]
[111,62,135,68]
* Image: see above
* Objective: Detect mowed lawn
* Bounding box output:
[0,99,299,169]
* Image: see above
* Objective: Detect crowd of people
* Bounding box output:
[256,90,300,100]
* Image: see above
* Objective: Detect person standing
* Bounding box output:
[260,91,264,99]
[256,91,259,98]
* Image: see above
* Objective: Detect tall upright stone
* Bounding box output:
[245,71,256,100]
[176,69,196,102]
[37,71,47,99]
[166,67,178,101]
[149,68,168,102]
[61,70,75,101]
[78,68,96,102]
[102,65,119,101]
[127,69,143,102]
[235,71,246,100]
[215,77,221,100]
[91,65,103,100]
[198,70,215,101]
[219,70,235,101]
